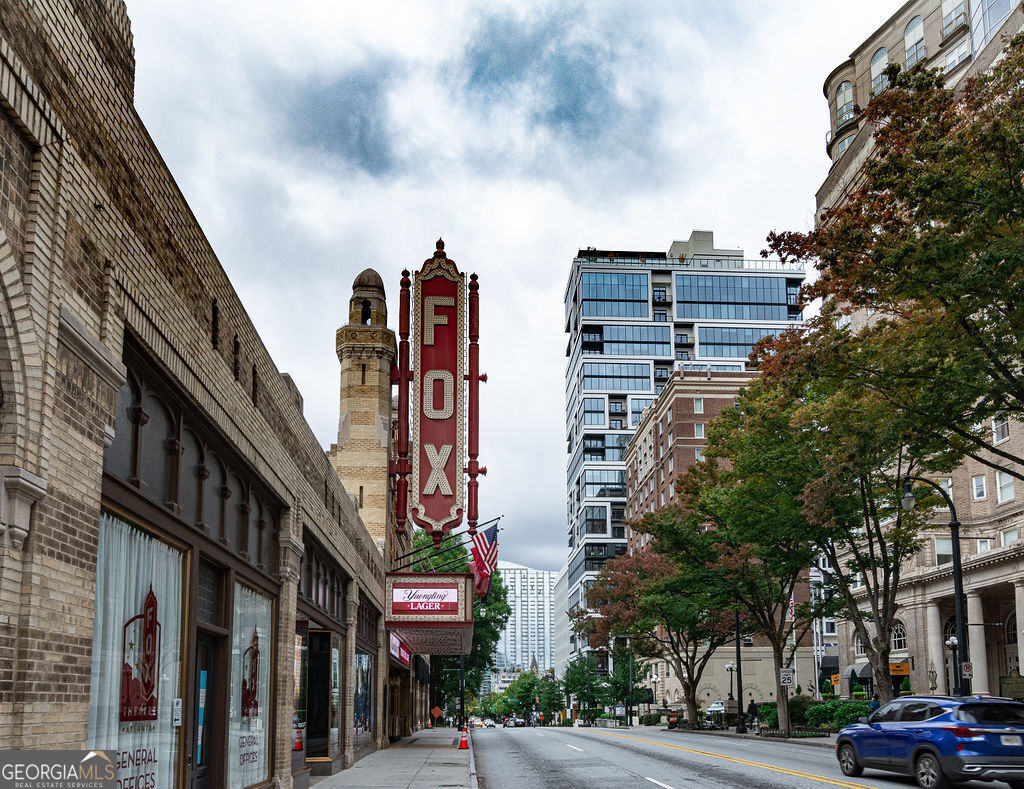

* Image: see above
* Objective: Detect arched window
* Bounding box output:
[1008,613,1018,646]
[891,620,908,652]
[905,17,926,68]
[871,48,889,94]
[855,632,866,656]
[836,81,854,126]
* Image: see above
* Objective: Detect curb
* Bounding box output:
[666,727,836,750]
[468,728,478,788]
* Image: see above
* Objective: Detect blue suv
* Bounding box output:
[835,695,1024,789]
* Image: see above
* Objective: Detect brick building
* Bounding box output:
[624,369,821,713]
[0,1,410,787]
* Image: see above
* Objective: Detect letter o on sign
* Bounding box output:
[423,370,454,419]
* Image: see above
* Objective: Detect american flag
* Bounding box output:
[470,524,499,577]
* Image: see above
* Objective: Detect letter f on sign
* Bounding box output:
[423,444,453,495]
[423,296,454,346]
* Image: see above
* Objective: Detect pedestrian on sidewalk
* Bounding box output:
[868,694,880,714]
[746,699,758,729]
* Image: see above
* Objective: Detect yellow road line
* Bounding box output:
[572,730,876,789]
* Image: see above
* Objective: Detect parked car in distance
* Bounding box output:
[835,695,1024,789]
[485,719,496,728]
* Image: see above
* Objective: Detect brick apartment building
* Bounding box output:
[624,369,821,712]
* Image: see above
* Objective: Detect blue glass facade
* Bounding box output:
[583,362,651,391]
[675,274,791,321]
[601,325,671,357]
[698,326,778,358]
[582,272,648,317]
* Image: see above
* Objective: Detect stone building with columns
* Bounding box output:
[818,0,1024,701]
[0,1,399,787]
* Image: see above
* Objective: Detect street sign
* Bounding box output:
[962,662,974,678]
[431,706,443,719]
[780,668,794,686]
[830,673,841,687]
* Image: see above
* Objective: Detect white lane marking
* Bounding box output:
[645,779,674,789]
[535,732,544,737]
[566,744,584,752]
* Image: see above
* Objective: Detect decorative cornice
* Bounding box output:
[58,306,126,391]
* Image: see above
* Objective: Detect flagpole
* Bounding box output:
[391,516,502,562]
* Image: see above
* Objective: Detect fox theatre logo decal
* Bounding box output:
[121,587,160,723]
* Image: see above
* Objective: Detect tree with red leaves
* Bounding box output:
[581,547,734,728]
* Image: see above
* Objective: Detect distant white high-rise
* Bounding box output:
[495,561,557,673]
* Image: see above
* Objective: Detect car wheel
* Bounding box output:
[837,743,863,777]
[1008,782,1024,789]
[913,752,949,789]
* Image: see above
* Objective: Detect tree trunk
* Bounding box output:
[867,645,896,703]
[771,643,791,735]
[684,682,699,729]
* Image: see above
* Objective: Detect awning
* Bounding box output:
[842,662,873,679]
[820,655,839,671]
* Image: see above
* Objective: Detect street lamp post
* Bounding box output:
[734,610,746,734]
[725,662,735,701]
[901,475,969,695]
[945,636,960,695]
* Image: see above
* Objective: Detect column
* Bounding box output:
[966,591,990,694]
[1015,581,1024,670]
[926,601,947,695]
[273,512,304,787]
[343,580,358,768]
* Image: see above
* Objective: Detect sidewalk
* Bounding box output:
[311,727,476,789]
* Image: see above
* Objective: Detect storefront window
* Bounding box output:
[330,634,342,756]
[88,512,183,788]
[353,652,375,748]
[228,583,273,787]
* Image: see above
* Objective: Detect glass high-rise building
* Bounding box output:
[562,230,805,669]
[494,561,557,674]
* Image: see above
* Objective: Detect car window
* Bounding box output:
[900,701,944,722]
[872,702,902,723]
[957,703,1024,725]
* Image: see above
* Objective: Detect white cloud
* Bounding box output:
[124,0,899,571]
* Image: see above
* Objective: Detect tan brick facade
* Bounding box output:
[0,2,390,787]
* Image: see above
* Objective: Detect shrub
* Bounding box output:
[641,713,662,725]
[757,702,778,728]
[901,676,912,692]
[806,699,871,729]
[788,694,815,726]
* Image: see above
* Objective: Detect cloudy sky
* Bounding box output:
[123,0,897,572]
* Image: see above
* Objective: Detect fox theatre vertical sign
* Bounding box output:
[388,240,483,655]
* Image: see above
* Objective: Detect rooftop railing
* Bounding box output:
[574,255,804,273]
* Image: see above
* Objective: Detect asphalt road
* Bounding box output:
[473,726,1015,789]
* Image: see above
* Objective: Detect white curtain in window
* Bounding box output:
[228,582,273,788]
[88,512,183,788]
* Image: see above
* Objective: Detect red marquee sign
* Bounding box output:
[393,240,485,545]
[410,249,466,537]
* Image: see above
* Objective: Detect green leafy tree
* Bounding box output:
[648,380,839,734]
[536,672,564,724]
[563,654,607,723]
[764,34,1024,481]
[413,531,511,719]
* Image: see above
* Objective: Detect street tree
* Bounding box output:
[413,531,511,716]
[583,547,733,727]
[764,35,1024,480]
[724,375,936,703]
[648,380,834,734]
[563,654,607,724]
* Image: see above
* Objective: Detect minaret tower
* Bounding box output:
[329,269,397,549]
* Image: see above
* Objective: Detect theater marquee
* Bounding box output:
[385,572,474,655]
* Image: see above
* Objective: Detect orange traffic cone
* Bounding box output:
[458,727,469,750]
